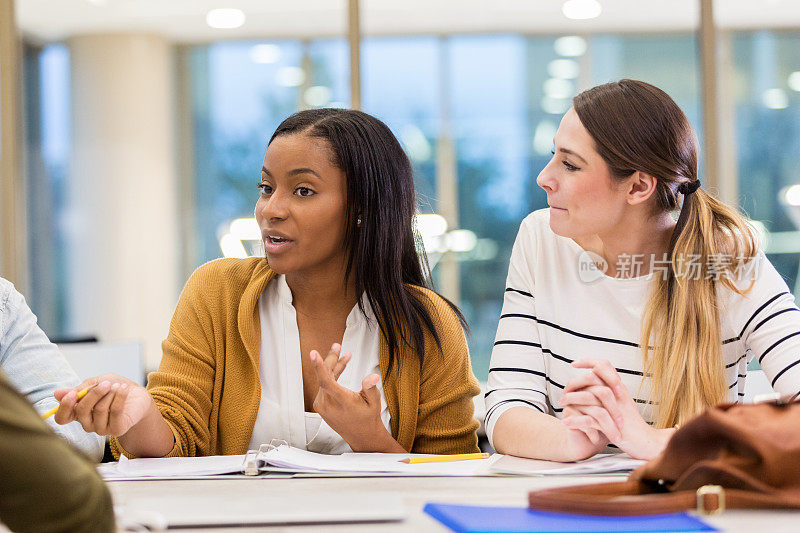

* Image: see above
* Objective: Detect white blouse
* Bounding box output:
[248,274,391,454]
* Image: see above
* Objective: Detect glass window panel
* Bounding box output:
[191,40,303,265]
[24,43,70,337]
[362,36,440,206]
[308,38,349,108]
[732,31,800,296]
[590,34,701,134]
[449,34,531,380]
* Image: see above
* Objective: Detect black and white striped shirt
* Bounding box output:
[485,209,800,446]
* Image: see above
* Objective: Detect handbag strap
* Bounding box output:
[528,481,800,516]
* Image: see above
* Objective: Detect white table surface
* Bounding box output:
[107,474,800,532]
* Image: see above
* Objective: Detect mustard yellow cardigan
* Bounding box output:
[111,258,480,458]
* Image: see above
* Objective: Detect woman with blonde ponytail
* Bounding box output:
[486,79,800,461]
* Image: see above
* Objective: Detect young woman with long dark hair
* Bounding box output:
[487,79,800,461]
[53,108,481,457]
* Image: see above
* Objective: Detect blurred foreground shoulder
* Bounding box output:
[0,371,114,533]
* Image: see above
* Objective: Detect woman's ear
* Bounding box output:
[626,171,658,206]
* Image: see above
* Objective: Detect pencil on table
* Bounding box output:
[40,387,91,420]
[399,452,490,464]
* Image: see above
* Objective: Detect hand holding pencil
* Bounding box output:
[50,373,155,437]
[41,386,92,419]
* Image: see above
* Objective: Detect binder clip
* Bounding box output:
[266,438,289,451]
[242,439,288,475]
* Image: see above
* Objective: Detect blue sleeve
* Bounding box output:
[0,279,105,460]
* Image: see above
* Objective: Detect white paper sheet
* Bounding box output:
[97,447,494,479]
[96,447,641,480]
[99,454,247,479]
[489,453,645,476]
[261,445,493,476]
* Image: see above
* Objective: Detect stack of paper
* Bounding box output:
[97,447,494,479]
[261,446,492,476]
[96,447,644,480]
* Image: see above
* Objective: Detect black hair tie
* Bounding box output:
[678,180,701,195]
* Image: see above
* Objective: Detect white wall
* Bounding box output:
[67,34,180,370]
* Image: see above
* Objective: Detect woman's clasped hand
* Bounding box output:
[559,359,673,460]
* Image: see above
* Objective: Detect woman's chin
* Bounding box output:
[548,218,572,238]
[263,256,290,274]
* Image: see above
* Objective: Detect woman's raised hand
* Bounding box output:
[53,373,156,437]
[309,343,405,453]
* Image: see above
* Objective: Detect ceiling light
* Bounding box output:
[304,86,332,107]
[276,66,305,87]
[206,9,246,29]
[762,88,788,109]
[415,214,448,237]
[562,0,602,20]
[784,184,800,207]
[250,44,281,64]
[788,71,800,92]
[547,59,580,79]
[446,230,478,253]
[543,78,574,99]
[554,36,587,57]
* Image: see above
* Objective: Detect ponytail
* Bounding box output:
[641,187,757,428]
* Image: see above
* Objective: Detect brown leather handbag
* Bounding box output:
[528,397,800,516]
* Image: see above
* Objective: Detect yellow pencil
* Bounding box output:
[40,387,91,420]
[399,452,490,464]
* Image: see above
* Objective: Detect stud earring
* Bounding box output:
[356,215,362,227]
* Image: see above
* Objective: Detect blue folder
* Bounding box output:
[423,503,717,533]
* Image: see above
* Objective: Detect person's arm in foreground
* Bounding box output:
[0,279,104,460]
[0,370,114,533]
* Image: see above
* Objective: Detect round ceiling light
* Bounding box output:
[206,9,246,29]
[788,71,800,92]
[562,0,602,21]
